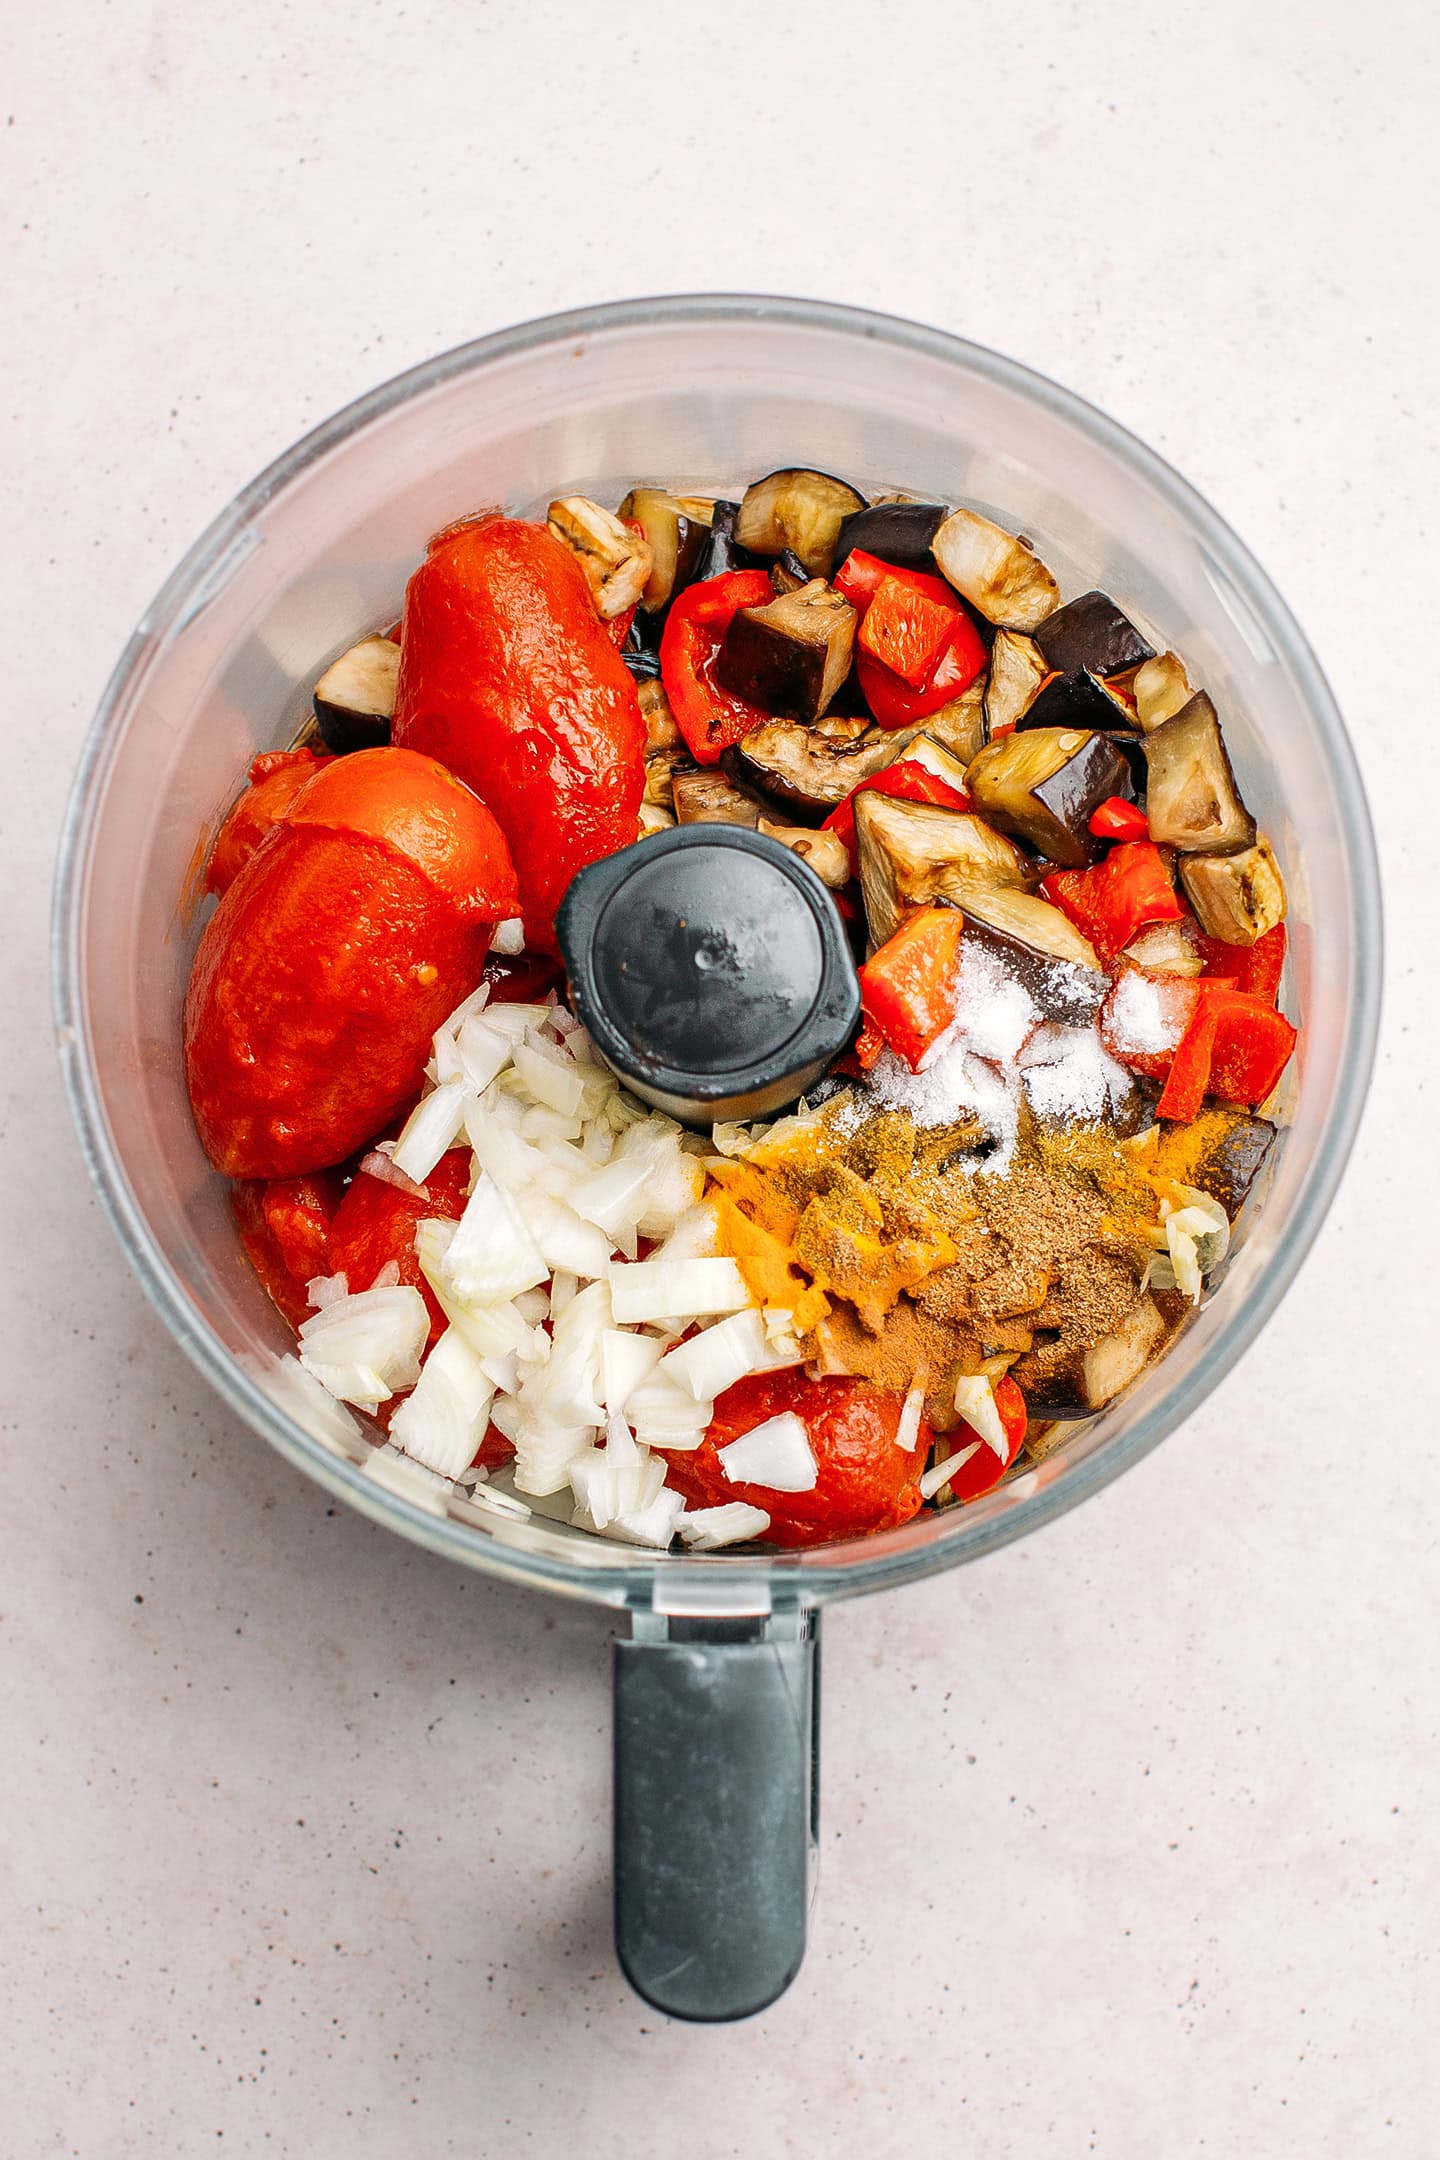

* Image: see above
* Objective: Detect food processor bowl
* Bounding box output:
[53,296,1381,2020]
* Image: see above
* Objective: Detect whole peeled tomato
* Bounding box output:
[230,1170,342,1330]
[661,1369,934,1548]
[205,747,330,897]
[185,747,517,1179]
[392,515,646,951]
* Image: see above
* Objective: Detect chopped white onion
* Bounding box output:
[607,1486,685,1548]
[514,1037,587,1120]
[952,1374,1009,1461]
[919,1439,982,1500]
[678,1503,772,1550]
[717,1411,817,1493]
[656,1308,800,1403]
[895,1384,926,1456]
[357,1150,431,1200]
[600,1328,664,1415]
[608,1257,750,1325]
[442,1172,549,1305]
[390,1078,473,1185]
[389,1327,496,1479]
[298,1285,429,1410]
[455,1014,514,1094]
[491,917,526,956]
[305,1271,350,1311]
[627,1371,712,1453]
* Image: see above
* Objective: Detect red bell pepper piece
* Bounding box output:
[1197,922,1286,1005]
[858,574,960,688]
[835,549,987,728]
[1156,983,1298,1121]
[823,759,972,867]
[942,1374,1028,1503]
[1042,841,1183,967]
[658,569,775,763]
[858,907,966,1072]
[1087,795,1150,844]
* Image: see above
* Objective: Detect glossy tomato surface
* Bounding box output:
[185,750,515,1179]
[392,516,646,951]
[206,749,330,897]
[661,1369,932,1548]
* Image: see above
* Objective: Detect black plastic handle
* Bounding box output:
[613,1613,819,2021]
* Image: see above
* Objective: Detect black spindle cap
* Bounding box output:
[555,825,861,1127]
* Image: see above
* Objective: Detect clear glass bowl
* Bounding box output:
[53,294,1380,1616]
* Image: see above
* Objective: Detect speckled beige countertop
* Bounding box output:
[4,2,1434,2152]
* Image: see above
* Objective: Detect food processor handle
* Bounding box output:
[612,1612,819,2022]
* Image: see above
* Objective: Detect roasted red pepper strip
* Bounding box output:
[1197,922,1287,1005]
[393,514,646,949]
[657,569,775,764]
[1042,841,1183,967]
[940,1374,1028,1503]
[1156,983,1298,1120]
[660,1370,933,1547]
[858,574,960,688]
[836,549,987,728]
[822,759,972,866]
[1087,795,1150,844]
[858,907,966,1072]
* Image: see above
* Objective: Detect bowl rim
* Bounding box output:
[52,291,1383,1612]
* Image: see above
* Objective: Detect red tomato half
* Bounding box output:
[661,1369,933,1548]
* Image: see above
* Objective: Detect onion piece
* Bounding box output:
[608,1257,750,1325]
[919,1439,982,1500]
[442,1172,549,1305]
[390,1327,496,1479]
[600,1328,664,1415]
[298,1285,430,1410]
[358,1150,431,1200]
[514,1038,587,1120]
[952,1374,1009,1461]
[456,1015,514,1094]
[491,917,525,956]
[717,1412,817,1493]
[305,1271,349,1311]
[656,1309,800,1404]
[678,1503,772,1550]
[391,1078,472,1185]
[895,1384,926,1457]
[627,1372,712,1453]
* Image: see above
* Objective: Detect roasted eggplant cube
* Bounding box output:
[770,550,811,596]
[713,579,856,723]
[691,500,757,583]
[671,766,764,827]
[931,507,1060,630]
[1142,694,1256,853]
[1178,1112,1277,1221]
[313,634,400,753]
[617,487,710,613]
[854,791,1033,946]
[1034,590,1155,681]
[1178,836,1286,945]
[985,630,1049,736]
[1133,650,1194,731]
[956,894,1106,1020]
[833,500,947,575]
[1016,669,1138,734]
[731,717,908,821]
[621,617,663,681]
[923,679,988,764]
[966,727,1133,868]
[734,468,867,578]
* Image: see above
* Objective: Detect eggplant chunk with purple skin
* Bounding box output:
[1034,590,1155,681]
[853,791,1033,947]
[1179,1112,1276,1221]
[730,715,917,820]
[833,500,947,574]
[931,507,1060,630]
[965,727,1133,868]
[984,630,1050,736]
[312,634,400,752]
[1016,668,1137,734]
[921,678,988,764]
[1142,693,1255,853]
[734,468,868,578]
[546,496,652,620]
[1132,649,1194,731]
[954,891,1106,1022]
[691,499,757,583]
[1179,835,1287,945]
[671,765,765,827]
[617,487,711,613]
[713,578,857,722]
